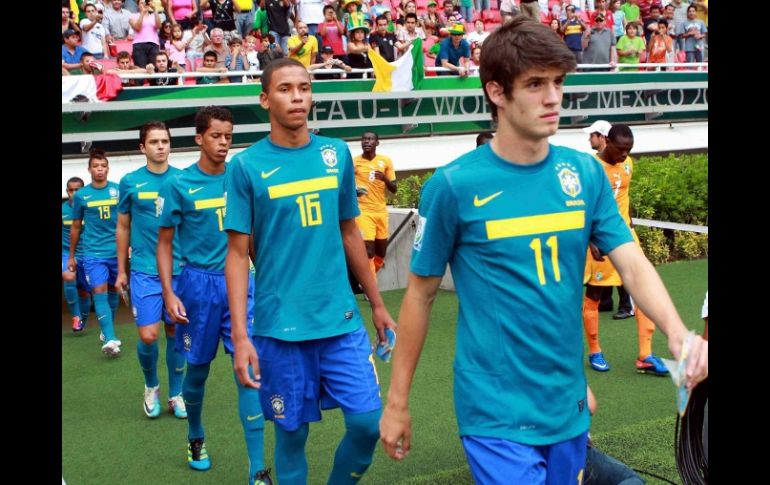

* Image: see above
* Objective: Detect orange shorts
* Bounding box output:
[584,228,641,286]
[356,211,389,241]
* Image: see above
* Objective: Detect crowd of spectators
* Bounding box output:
[62,0,707,85]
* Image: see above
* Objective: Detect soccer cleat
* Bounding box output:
[99,332,106,343]
[250,468,274,485]
[72,316,85,332]
[187,438,211,471]
[101,340,121,357]
[636,354,670,376]
[612,309,634,320]
[588,352,611,372]
[168,394,187,419]
[144,385,161,418]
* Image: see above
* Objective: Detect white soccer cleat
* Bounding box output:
[101,340,121,357]
[144,385,161,418]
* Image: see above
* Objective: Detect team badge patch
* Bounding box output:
[555,162,582,198]
[320,145,338,168]
[271,394,285,418]
[413,216,427,251]
[109,187,118,198]
[624,162,631,175]
[155,196,165,217]
[183,333,192,352]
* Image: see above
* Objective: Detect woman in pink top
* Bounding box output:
[129,1,162,67]
[319,5,346,57]
[167,0,198,31]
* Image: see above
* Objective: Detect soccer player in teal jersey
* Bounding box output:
[380,17,708,484]
[157,106,272,485]
[115,121,188,420]
[62,176,91,333]
[224,58,397,485]
[68,149,123,357]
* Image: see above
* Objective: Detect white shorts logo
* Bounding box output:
[413,216,427,251]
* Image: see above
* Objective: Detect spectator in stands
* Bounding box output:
[288,21,319,67]
[549,18,562,38]
[637,0,662,24]
[369,0,390,22]
[518,0,540,21]
[185,17,209,70]
[498,0,517,24]
[395,13,425,59]
[210,0,238,42]
[234,0,256,38]
[63,30,90,73]
[474,0,489,20]
[620,0,641,29]
[158,19,174,47]
[81,3,110,59]
[370,15,398,62]
[436,23,470,77]
[319,5,346,59]
[590,0,613,32]
[225,35,248,81]
[469,45,481,75]
[561,5,586,63]
[646,18,672,69]
[458,0,473,23]
[73,51,104,75]
[420,1,441,30]
[438,1,463,33]
[129,0,162,67]
[609,0,626,42]
[678,5,706,63]
[669,0,689,29]
[146,50,186,85]
[103,0,134,42]
[108,50,148,85]
[616,23,645,71]
[165,23,190,70]
[297,0,326,41]
[581,12,617,71]
[63,5,83,39]
[309,45,353,79]
[346,23,372,79]
[203,27,231,69]
[243,34,261,76]
[166,0,198,31]
[466,19,489,46]
[196,50,229,83]
[257,33,284,70]
[642,4,662,44]
[264,0,292,54]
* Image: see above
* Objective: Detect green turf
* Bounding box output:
[62,259,706,484]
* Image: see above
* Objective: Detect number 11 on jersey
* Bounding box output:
[529,235,561,286]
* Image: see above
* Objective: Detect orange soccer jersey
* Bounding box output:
[353,154,396,213]
[584,155,635,286]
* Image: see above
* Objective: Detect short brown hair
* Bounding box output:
[139,120,170,145]
[260,58,309,94]
[88,148,108,167]
[480,16,576,121]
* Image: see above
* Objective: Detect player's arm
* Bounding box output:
[225,230,260,389]
[67,219,83,272]
[374,171,397,194]
[380,272,442,460]
[608,242,707,390]
[115,212,131,291]
[340,218,396,343]
[157,226,188,323]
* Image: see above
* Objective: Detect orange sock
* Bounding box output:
[373,255,385,272]
[636,307,655,359]
[368,258,377,279]
[583,296,601,354]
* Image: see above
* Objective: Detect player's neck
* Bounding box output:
[146,160,170,174]
[197,158,225,175]
[91,180,108,189]
[597,152,618,165]
[269,126,311,148]
[362,151,376,160]
[490,127,549,165]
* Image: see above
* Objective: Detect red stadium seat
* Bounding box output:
[483,9,501,22]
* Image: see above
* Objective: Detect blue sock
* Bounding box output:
[327,409,382,485]
[183,362,210,440]
[233,366,265,475]
[137,340,159,388]
[64,281,80,319]
[108,291,120,324]
[275,423,309,485]
[166,333,185,398]
[78,294,91,326]
[92,293,117,342]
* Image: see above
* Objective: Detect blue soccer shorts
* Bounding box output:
[130,271,179,327]
[174,265,254,365]
[252,325,382,432]
[461,432,588,485]
[62,254,92,292]
[82,256,118,288]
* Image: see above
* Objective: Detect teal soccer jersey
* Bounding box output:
[118,166,183,275]
[62,200,84,256]
[411,144,633,446]
[71,182,120,258]
[225,134,362,342]
[157,163,228,272]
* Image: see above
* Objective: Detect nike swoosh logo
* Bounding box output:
[473,191,503,207]
[246,413,263,421]
[83,195,92,200]
[97,315,106,320]
[188,187,204,194]
[136,182,148,188]
[350,472,364,478]
[261,167,281,179]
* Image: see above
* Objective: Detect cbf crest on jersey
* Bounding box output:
[155,196,165,218]
[109,187,119,199]
[555,162,582,198]
[320,145,338,168]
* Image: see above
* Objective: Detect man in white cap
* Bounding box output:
[582,119,612,153]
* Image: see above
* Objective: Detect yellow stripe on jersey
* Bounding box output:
[194,197,226,210]
[63,220,73,225]
[138,192,159,200]
[86,199,118,208]
[486,210,585,240]
[268,176,338,199]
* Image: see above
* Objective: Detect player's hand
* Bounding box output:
[371,304,396,345]
[233,339,261,389]
[670,333,708,391]
[373,170,388,181]
[67,256,77,273]
[114,272,128,292]
[380,402,412,460]
[163,292,189,324]
[589,242,604,262]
